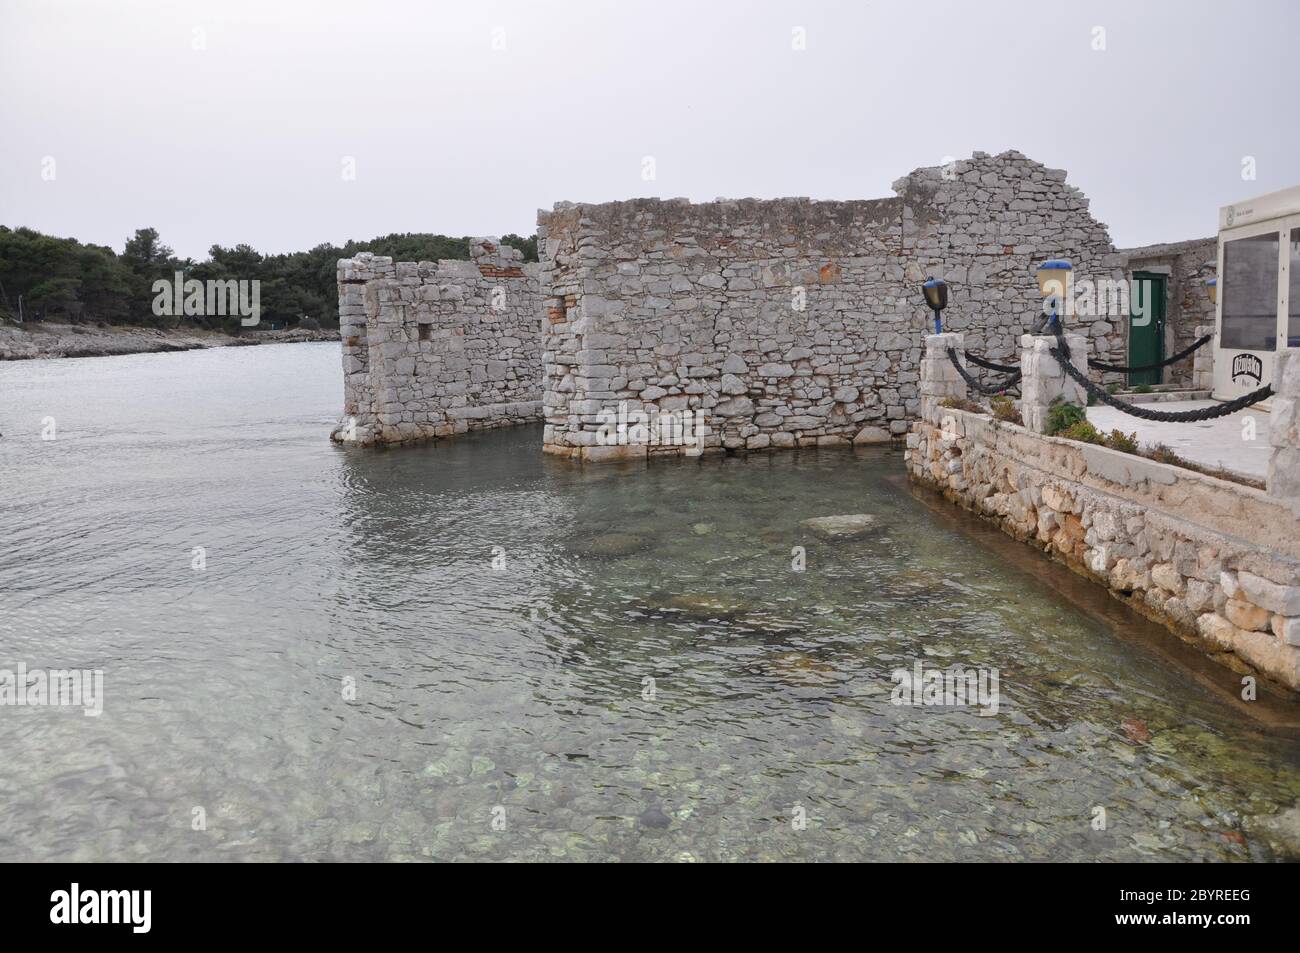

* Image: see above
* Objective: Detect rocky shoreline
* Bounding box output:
[0,321,336,361]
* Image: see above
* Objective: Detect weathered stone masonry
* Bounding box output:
[331,239,541,446]
[907,342,1300,690]
[333,150,1218,454]
[1116,237,1218,389]
[537,150,1126,461]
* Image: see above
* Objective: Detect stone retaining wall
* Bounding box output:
[906,404,1300,689]
[331,239,541,446]
[538,150,1124,461]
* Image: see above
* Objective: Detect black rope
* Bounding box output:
[1049,329,1271,422]
[964,352,1020,373]
[948,347,1022,395]
[1086,333,1213,374]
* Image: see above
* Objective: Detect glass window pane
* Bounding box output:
[1290,228,1300,348]
[1221,232,1279,351]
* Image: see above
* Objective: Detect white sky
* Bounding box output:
[2,0,1298,260]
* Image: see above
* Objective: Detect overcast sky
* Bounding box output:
[3,0,1298,260]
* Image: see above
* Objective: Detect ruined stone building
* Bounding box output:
[333,150,1215,455]
[332,239,541,445]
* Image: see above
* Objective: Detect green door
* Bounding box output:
[1128,272,1166,386]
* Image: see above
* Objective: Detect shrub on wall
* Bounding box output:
[989,396,1022,425]
[1044,397,1087,436]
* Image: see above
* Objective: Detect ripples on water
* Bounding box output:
[0,342,1297,861]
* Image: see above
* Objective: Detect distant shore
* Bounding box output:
[0,321,336,361]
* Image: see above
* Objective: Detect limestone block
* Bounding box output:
[1224,598,1273,632]
[1236,571,1300,616]
[1234,629,1300,689]
[1273,615,1300,647]
[1270,351,1300,505]
[1151,563,1185,595]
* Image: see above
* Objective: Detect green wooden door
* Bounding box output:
[1128,272,1166,386]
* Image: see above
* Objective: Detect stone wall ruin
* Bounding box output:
[331,149,1218,458]
[538,150,1126,460]
[331,239,542,446]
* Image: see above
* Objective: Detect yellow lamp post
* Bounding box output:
[1035,259,1072,330]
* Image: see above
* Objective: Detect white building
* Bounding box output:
[1214,185,1300,402]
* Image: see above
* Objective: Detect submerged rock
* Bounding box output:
[1121,718,1153,745]
[733,613,804,636]
[638,805,671,829]
[581,532,652,557]
[771,651,836,684]
[664,594,747,620]
[1253,806,1300,858]
[921,643,957,658]
[800,514,880,538]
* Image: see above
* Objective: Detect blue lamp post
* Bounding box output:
[1035,259,1073,330]
[922,276,948,334]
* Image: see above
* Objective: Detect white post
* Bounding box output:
[1019,330,1089,434]
[919,332,967,421]
[1191,323,1215,391]
[1269,350,1300,507]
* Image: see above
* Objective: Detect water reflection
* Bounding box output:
[0,345,1296,861]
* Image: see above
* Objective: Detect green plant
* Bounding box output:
[1058,420,1104,444]
[1055,420,1140,454]
[1044,397,1087,436]
[1145,443,1181,466]
[1106,382,1120,395]
[1104,429,1139,453]
[940,396,985,414]
[989,395,1022,425]
[1132,383,1153,394]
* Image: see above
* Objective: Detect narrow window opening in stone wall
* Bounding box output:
[418,324,431,342]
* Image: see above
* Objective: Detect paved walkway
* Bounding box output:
[1087,400,1272,480]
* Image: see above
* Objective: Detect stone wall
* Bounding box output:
[1270,351,1300,509]
[331,239,542,446]
[1192,323,1216,391]
[1019,331,1088,434]
[538,150,1125,461]
[906,402,1300,690]
[1116,237,1218,388]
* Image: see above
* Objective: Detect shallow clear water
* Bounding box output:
[1,342,1297,862]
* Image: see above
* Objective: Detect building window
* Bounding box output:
[1221,232,1279,351]
[1289,228,1300,348]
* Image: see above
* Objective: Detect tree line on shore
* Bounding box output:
[0,226,539,332]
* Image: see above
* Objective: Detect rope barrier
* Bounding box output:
[948,348,1022,396]
[1086,333,1213,374]
[964,352,1020,373]
[1048,329,1272,423]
